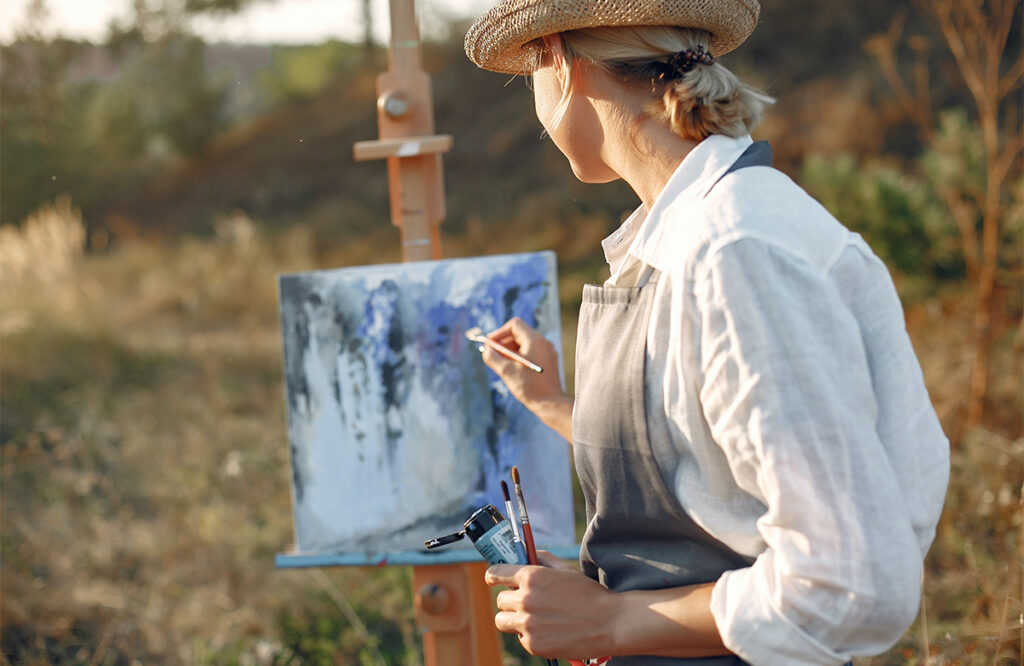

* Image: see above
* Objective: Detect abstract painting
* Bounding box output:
[278,251,575,558]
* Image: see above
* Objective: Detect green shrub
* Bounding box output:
[802,151,962,301]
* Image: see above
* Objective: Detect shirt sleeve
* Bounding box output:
[695,237,924,665]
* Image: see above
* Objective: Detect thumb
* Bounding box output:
[485,564,523,588]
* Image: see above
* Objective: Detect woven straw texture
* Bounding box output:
[465,0,760,74]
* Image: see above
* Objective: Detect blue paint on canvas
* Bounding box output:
[278,252,574,557]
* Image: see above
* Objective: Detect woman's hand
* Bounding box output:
[483,317,563,406]
[485,559,618,659]
[486,551,731,660]
[483,317,574,441]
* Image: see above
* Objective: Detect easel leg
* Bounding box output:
[413,563,502,666]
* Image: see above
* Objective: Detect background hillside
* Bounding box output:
[1,0,1022,664]
[4,0,984,243]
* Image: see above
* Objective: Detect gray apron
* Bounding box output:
[572,143,771,665]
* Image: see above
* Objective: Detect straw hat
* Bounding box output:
[465,0,760,74]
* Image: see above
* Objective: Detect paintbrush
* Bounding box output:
[512,467,557,666]
[501,480,528,564]
[465,326,543,373]
[510,466,539,565]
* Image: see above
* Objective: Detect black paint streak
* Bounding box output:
[363,280,409,471]
[382,309,406,467]
[280,278,312,417]
[331,309,358,408]
[502,285,520,321]
[279,276,315,503]
[289,443,304,503]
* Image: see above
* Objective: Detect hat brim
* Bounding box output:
[465,0,760,75]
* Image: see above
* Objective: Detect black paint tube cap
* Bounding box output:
[463,505,505,543]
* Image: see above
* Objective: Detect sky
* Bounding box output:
[0,0,496,45]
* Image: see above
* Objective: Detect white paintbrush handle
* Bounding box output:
[470,334,543,373]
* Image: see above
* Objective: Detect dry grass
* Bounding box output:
[1,202,1020,664]
[1,206,422,665]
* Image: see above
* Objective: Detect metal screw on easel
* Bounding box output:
[378,90,410,118]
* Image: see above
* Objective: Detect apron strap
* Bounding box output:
[709,140,773,191]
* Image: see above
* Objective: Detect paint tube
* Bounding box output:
[463,505,528,565]
[424,504,528,565]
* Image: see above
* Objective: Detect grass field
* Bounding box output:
[1,200,1021,664]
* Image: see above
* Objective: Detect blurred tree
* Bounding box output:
[738,0,902,88]
[363,0,374,53]
[254,41,362,105]
[185,0,267,11]
[801,151,962,299]
[0,2,91,224]
[864,0,1023,427]
[1,0,232,229]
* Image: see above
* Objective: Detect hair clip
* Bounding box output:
[664,46,715,79]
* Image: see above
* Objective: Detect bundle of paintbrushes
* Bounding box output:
[502,466,558,666]
[426,468,558,663]
[505,466,539,565]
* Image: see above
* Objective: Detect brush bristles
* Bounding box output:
[511,466,521,484]
[501,480,511,501]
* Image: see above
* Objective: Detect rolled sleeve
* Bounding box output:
[695,238,923,664]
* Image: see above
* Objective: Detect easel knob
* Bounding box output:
[413,563,502,664]
[413,566,467,632]
[417,582,451,614]
[378,89,410,118]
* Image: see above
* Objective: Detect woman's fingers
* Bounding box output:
[485,564,524,588]
[485,317,527,351]
[480,343,517,372]
[487,316,547,354]
[494,610,521,635]
[500,316,533,342]
[495,588,521,612]
[483,564,619,658]
[483,319,558,374]
[481,320,561,396]
[488,329,522,351]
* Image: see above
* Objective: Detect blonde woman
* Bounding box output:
[464,1,949,664]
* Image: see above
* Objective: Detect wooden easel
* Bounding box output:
[353,1,503,663]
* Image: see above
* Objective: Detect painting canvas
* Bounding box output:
[278,251,574,558]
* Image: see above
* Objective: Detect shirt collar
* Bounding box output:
[601,206,642,270]
[619,134,753,272]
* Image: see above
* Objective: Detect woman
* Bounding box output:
[463,1,950,664]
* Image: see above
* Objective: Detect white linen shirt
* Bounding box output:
[599,134,949,665]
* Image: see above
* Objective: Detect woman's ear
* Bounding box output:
[541,34,570,88]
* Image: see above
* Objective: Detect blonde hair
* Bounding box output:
[537,26,774,141]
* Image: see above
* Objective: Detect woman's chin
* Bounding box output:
[569,161,619,184]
